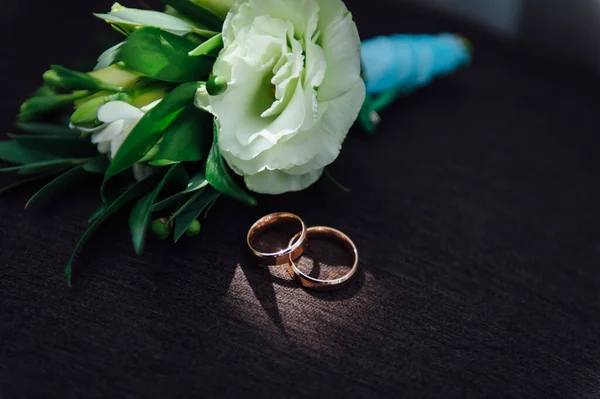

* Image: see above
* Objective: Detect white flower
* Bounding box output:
[90,100,161,181]
[198,0,365,194]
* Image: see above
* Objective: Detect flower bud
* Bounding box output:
[43,65,122,92]
[130,86,168,108]
[70,93,130,128]
[88,65,141,90]
[206,74,227,96]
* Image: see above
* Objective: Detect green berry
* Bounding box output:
[185,220,201,236]
[151,218,171,240]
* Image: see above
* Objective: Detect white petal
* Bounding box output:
[97,142,111,156]
[91,120,125,144]
[194,85,213,114]
[304,36,327,89]
[287,78,365,174]
[225,79,364,176]
[315,0,348,27]
[98,101,144,123]
[242,77,306,147]
[110,132,128,159]
[244,168,324,195]
[212,57,278,159]
[94,42,124,71]
[225,0,319,45]
[316,4,362,101]
[140,99,162,112]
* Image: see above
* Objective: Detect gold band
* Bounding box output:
[247,212,307,265]
[286,226,359,290]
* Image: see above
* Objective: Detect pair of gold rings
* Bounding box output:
[247,212,359,291]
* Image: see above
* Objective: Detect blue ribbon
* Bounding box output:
[361,33,471,95]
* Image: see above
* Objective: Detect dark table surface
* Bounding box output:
[2,1,600,398]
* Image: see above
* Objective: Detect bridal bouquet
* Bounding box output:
[1,0,471,285]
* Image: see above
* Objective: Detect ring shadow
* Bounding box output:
[236,243,366,335]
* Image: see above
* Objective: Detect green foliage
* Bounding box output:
[206,121,256,206]
[153,104,212,164]
[172,186,219,242]
[115,27,214,82]
[161,0,224,31]
[70,93,131,128]
[0,141,56,164]
[188,33,223,56]
[16,122,79,136]
[129,164,186,254]
[18,91,90,122]
[151,171,208,212]
[0,159,87,175]
[43,65,122,92]
[0,170,68,196]
[25,166,88,209]
[65,174,161,286]
[8,134,98,159]
[104,81,201,181]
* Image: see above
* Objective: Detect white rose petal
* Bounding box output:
[201,0,365,194]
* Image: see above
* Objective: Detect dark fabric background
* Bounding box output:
[2,1,600,398]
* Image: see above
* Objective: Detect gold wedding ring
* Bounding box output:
[247,212,307,265]
[286,226,359,291]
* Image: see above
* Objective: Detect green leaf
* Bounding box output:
[43,65,122,92]
[18,92,90,122]
[116,27,214,83]
[88,203,108,224]
[203,193,221,219]
[95,6,196,36]
[83,155,110,174]
[9,134,98,159]
[65,175,160,286]
[0,141,57,164]
[188,33,223,56]
[0,170,68,196]
[129,164,183,254]
[153,104,212,163]
[16,122,79,136]
[206,121,257,206]
[173,186,219,242]
[25,165,88,209]
[151,170,208,211]
[104,81,201,181]
[161,0,224,31]
[0,159,88,175]
[148,159,178,167]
